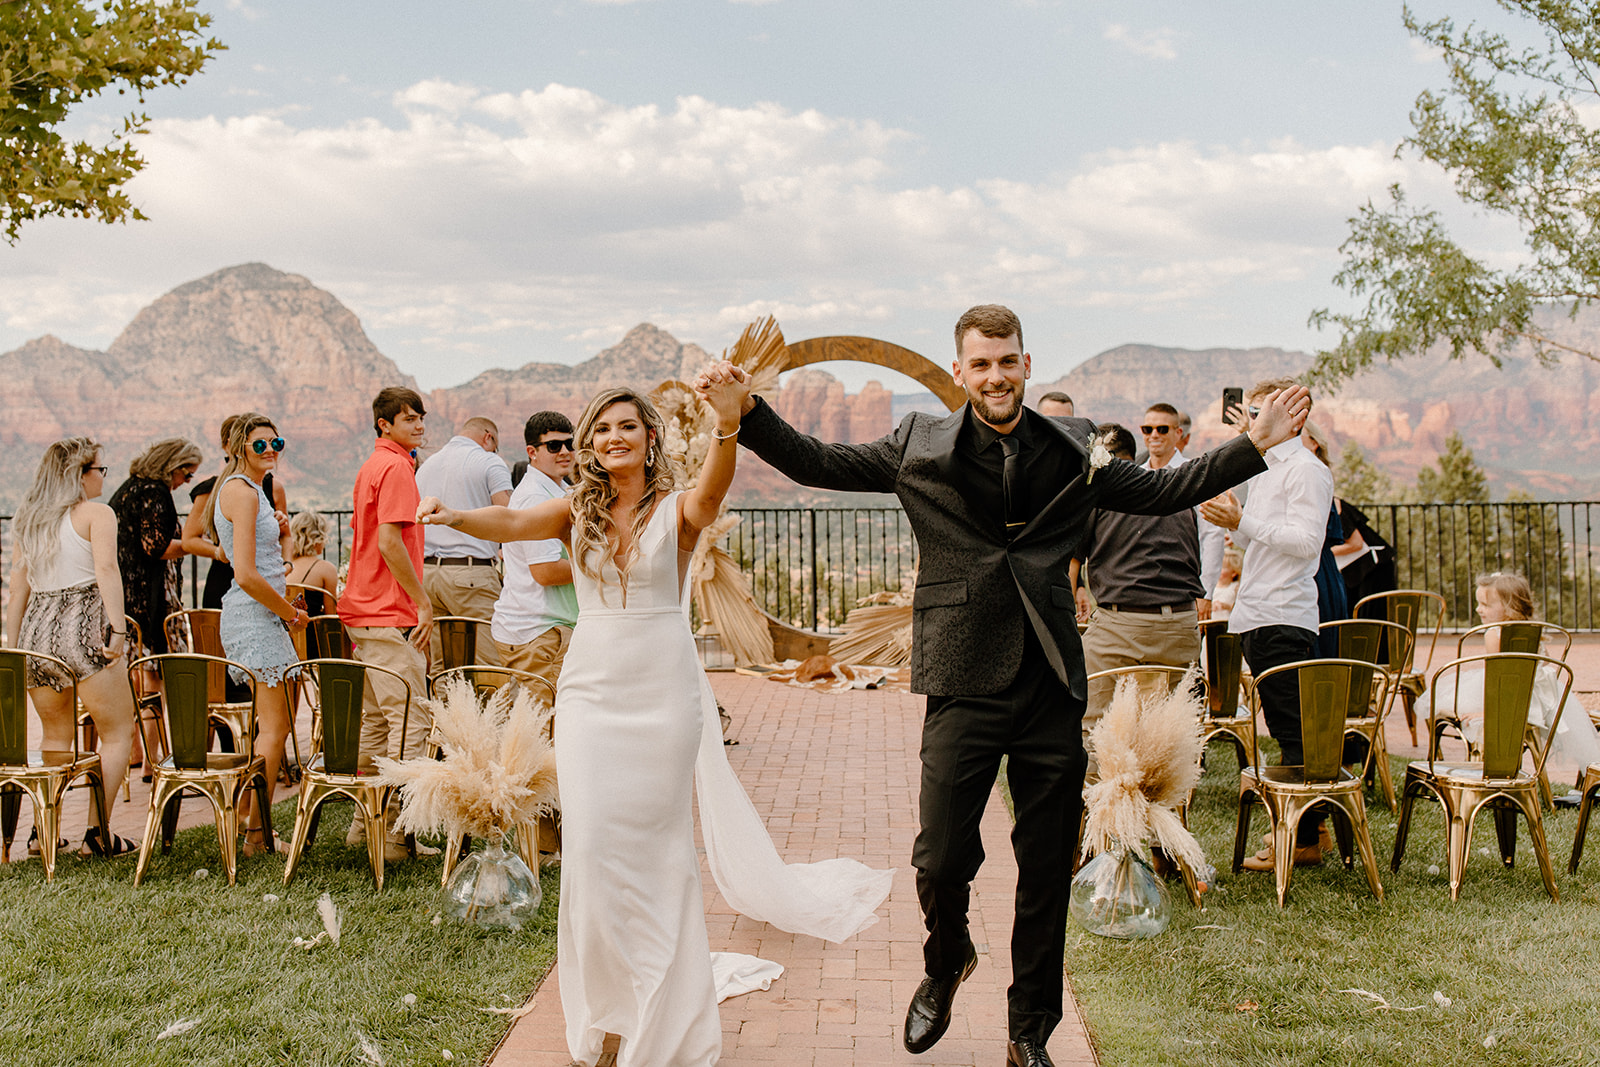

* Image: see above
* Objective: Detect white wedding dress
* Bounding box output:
[1432,658,1600,769]
[555,493,895,1067]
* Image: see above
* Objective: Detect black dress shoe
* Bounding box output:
[903,943,978,1053]
[1006,1038,1055,1067]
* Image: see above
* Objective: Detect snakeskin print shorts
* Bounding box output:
[18,583,114,691]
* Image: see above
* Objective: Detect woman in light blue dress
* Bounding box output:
[202,412,308,856]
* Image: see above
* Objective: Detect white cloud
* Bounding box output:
[0,80,1474,387]
[1103,23,1178,61]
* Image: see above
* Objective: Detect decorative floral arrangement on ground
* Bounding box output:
[375,678,559,841]
[1082,668,1210,875]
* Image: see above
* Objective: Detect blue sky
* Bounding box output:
[0,1,1528,391]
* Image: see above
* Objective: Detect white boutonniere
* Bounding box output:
[1086,433,1113,484]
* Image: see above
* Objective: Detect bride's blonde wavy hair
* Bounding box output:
[570,388,676,588]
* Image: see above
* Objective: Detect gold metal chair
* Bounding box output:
[1354,589,1446,747]
[163,609,252,754]
[286,581,338,616]
[1392,652,1573,902]
[1428,622,1571,810]
[428,665,557,886]
[1318,618,1415,812]
[0,649,110,881]
[1085,664,1205,908]
[129,653,274,886]
[282,658,414,891]
[1232,658,1393,907]
[1198,619,1254,771]
[1567,761,1600,874]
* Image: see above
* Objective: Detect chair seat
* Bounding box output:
[0,752,102,774]
[301,755,380,785]
[155,752,258,775]
[1405,761,1536,789]
[1243,764,1362,791]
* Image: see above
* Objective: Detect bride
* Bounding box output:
[418,371,893,1066]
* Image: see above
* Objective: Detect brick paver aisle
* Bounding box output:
[489,674,1099,1066]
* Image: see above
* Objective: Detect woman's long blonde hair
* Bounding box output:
[569,388,676,587]
[200,412,278,542]
[15,437,100,574]
[128,436,203,481]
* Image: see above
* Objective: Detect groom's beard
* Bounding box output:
[968,384,1023,426]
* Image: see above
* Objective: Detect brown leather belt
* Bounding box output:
[423,556,496,567]
[1100,602,1191,615]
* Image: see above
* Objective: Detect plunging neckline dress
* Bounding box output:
[554,492,893,1067]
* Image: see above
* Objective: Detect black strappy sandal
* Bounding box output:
[82,827,139,858]
[26,828,71,857]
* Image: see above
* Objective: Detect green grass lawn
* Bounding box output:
[0,799,556,1067]
[1065,745,1600,1066]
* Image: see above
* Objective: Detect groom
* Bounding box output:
[702,305,1308,1067]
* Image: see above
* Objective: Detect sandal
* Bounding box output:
[82,827,140,858]
[26,828,71,857]
[242,827,288,858]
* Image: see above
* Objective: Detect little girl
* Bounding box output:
[1442,572,1600,772]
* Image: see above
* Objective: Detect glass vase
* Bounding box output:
[445,839,541,931]
[1069,848,1171,940]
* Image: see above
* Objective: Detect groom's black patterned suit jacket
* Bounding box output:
[738,395,1267,700]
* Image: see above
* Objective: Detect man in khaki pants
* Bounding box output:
[338,386,437,861]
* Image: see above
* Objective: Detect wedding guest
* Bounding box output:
[491,411,579,692]
[338,387,436,861]
[3,438,139,855]
[285,509,340,616]
[108,436,203,776]
[184,415,288,610]
[202,413,307,856]
[1036,392,1074,417]
[1302,421,1350,656]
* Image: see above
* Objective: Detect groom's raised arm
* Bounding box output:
[739,394,903,495]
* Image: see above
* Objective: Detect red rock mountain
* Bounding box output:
[0,264,892,508]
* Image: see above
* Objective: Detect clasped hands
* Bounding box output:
[693,360,752,432]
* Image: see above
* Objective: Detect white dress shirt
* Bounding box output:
[1226,438,1332,635]
[415,435,513,559]
[491,468,578,645]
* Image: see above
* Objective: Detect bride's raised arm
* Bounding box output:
[681,361,750,539]
[417,495,573,543]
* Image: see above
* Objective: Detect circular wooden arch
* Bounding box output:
[783,335,965,412]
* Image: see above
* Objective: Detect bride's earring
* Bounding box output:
[647,445,656,467]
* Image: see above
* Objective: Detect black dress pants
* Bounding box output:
[1240,624,1322,845]
[913,628,1084,1045]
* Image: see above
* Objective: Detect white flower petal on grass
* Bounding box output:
[431,913,443,927]
[1484,1034,1497,1048]
[442,1052,454,1062]
[192,868,208,879]
[318,893,341,945]
[402,994,417,1007]
[262,893,279,904]
[1427,864,1441,875]
[478,1001,538,1020]
[356,1030,385,1065]
[155,1018,201,1040]
[1433,991,1451,1008]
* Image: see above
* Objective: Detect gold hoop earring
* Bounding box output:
[647,446,656,467]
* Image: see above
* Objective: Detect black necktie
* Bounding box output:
[1000,434,1025,534]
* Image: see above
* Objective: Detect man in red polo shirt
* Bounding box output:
[340,386,436,858]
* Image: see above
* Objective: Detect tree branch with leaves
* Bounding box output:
[0,0,224,242]
[1309,2,1600,385]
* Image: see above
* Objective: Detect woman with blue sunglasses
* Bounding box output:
[200,412,307,856]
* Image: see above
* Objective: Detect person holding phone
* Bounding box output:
[201,413,307,856]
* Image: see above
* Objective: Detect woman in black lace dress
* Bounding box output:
[108,438,203,657]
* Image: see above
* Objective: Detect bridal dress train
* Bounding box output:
[555,493,895,1067]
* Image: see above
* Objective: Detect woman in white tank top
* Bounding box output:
[3,437,140,857]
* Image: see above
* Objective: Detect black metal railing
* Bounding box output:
[5,501,1600,633]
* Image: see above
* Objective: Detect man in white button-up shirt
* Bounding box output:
[1201,377,1333,870]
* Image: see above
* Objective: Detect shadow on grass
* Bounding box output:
[1064,743,1600,1066]
[0,797,556,1067]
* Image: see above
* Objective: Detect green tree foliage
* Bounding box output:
[1333,440,1395,503]
[1410,432,1490,503]
[0,0,223,242]
[1309,2,1600,385]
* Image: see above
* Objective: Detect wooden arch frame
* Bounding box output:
[783,336,965,412]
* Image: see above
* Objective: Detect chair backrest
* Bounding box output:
[131,654,257,769]
[1254,658,1393,783]
[301,658,412,773]
[1319,618,1413,712]
[123,616,144,656]
[434,617,490,672]
[1455,620,1573,661]
[1355,589,1445,676]
[163,609,235,701]
[306,615,353,661]
[1430,652,1573,779]
[431,665,555,708]
[286,581,338,616]
[1199,619,1244,720]
[0,649,80,765]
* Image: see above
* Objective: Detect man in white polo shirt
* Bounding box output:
[491,411,579,691]
[415,415,513,669]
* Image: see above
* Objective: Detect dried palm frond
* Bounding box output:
[1082,669,1208,873]
[724,315,787,397]
[827,604,913,667]
[693,543,776,666]
[375,678,559,841]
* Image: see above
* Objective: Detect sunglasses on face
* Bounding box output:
[1247,406,1262,419]
[1140,425,1174,436]
[539,439,575,454]
[84,465,108,476]
[250,437,286,455]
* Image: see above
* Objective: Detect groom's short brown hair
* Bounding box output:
[1248,377,1311,410]
[954,304,1023,356]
